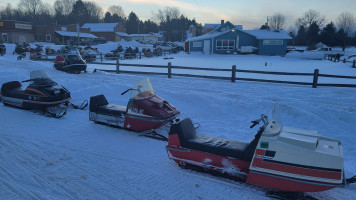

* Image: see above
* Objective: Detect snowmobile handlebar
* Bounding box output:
[121,88,133,95]
[250,114,268,128]
[121,88,140,95]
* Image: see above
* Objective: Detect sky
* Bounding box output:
[1,0,356,30]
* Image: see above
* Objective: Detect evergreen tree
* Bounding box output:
[306,22,320,45]
[126,12,139,34]
[319,22,337,46]
[70,0,88,24]
[295,26,307,46]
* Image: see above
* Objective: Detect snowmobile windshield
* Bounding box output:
[130,78,155,98]
[29,70,55,85]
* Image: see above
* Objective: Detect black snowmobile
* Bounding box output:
[0,44,6,56]
[54,54,87,74]
[0,70,88,118]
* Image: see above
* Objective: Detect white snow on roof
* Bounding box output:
[243,29,292,40]
[204,23,243,30]
[235,25,243,30]
[130,34,148,37]
[82,23,118,32]
[204,24,220,29]
[185,30,228,42]
[55,31,97,38]
[116,32,130,37]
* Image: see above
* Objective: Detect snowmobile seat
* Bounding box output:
[170,118,250,160]
[90,94,127,116]
[97,104,127,117]
[90,94,109,112]
[1,81,25,98]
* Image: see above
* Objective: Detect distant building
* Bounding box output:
[187,24,196,38]
[116,32,131,41]
[82,23,126,41]
[186,20,292,56]
[0,20,34,43]
[35,24,93,44]
[204,21,243,34]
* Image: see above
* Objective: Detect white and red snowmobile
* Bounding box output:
[166,109,355,199]
[89,78,180,140]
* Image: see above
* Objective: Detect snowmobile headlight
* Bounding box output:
[54,90,61,95]
[158,102,163,108]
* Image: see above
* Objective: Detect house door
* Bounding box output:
[236,35,240,50]
[203,40,210,54]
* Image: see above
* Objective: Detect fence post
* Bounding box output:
[100,53,103,62]
[116,58,120,74]
[168,62,172,78]
[231,65,236,82]
[353,60,356,68]
[312,69,319,88]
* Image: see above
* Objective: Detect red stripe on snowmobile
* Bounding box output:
[251,157,342,180]
[25,88,48,97]
[23,97,71,105]
[255,149,266,155]
[246,170,336,192]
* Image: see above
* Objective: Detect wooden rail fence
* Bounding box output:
[91,60,356,88]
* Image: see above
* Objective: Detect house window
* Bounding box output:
[216,40,235,50]
[2,33,8,42]
[263,40,283,45]
[46,34,51,42]
[192,41,202,48]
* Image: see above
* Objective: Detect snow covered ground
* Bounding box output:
[1,43,356,199]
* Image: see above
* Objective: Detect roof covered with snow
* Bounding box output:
[243,29,292,40]
[55,31,97,38]
[116,32,130,37]
[204,23,243,30]
[82,23,118,32]
[185,30,228,42]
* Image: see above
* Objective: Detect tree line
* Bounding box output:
[0,0,203,42]
[269,10,356,49]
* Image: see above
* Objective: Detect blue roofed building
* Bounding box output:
[186,20,292,56]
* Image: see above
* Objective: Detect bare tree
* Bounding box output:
[54,0,75,15]
[336,12,356,36]
[296,9,326,29]
[108,5,125,18]
[17,0,44,18]
[154,7,180,23]
[269,13,286,29]
[0,3,13,20]
[84,1,103,22]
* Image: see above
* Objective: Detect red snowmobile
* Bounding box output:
[89,78,180,140]
[166,113,356,199]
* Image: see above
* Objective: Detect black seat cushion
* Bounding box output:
[1,81,22,93]
[1,83,25,99]
[96,104,127,116]
[90,94,109,112]
[171,118,250,159]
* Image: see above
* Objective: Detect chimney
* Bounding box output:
[221,20,224,27]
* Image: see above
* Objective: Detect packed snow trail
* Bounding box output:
[0,50,356,199]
